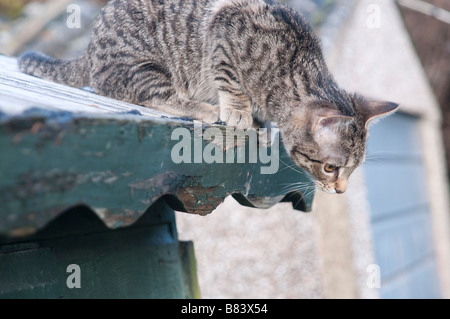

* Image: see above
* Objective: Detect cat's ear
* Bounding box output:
[312,109,354,133]
[363,101,399,128]
[311,110,354,145]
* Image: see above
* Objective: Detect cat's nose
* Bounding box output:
[334,180,347,194]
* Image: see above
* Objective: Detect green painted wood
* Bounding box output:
[0,110,313,237]
[0,198,196,299]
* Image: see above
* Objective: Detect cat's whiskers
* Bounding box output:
[364,151,397,163]
[278,179,315,189]
[276,158,316,198]
[277,181,316,198]
[293,187,316,207]
[278,185,313,194]
[278,162,301,173]
[279,158,310,176]
[278,187,314,198]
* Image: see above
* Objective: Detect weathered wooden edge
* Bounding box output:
[0,109,314,237]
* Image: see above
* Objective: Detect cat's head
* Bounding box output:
[281,96,398,194]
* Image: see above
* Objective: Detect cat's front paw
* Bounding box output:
[199,104,220,124]
[220,108,253,129]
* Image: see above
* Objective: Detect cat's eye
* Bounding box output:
[324,163,339,173]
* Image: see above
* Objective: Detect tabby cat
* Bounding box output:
[18,0,398,194]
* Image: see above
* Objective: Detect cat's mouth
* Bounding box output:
[314,181,345,194]
[322,188,337,194]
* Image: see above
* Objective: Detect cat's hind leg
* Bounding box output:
[91,60,219,123]
[142,96,220,124]
[130,64,219,123]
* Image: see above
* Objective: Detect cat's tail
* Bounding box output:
[18,51,89,88]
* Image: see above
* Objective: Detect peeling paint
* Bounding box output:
[82,151,105,158]
[92,207,142,229]
[128,171,180,193]
[1,109,313,237]
[30,122,44,134]
[0,169,125,202]
[176,185,221,215]
[103,176,118,185]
